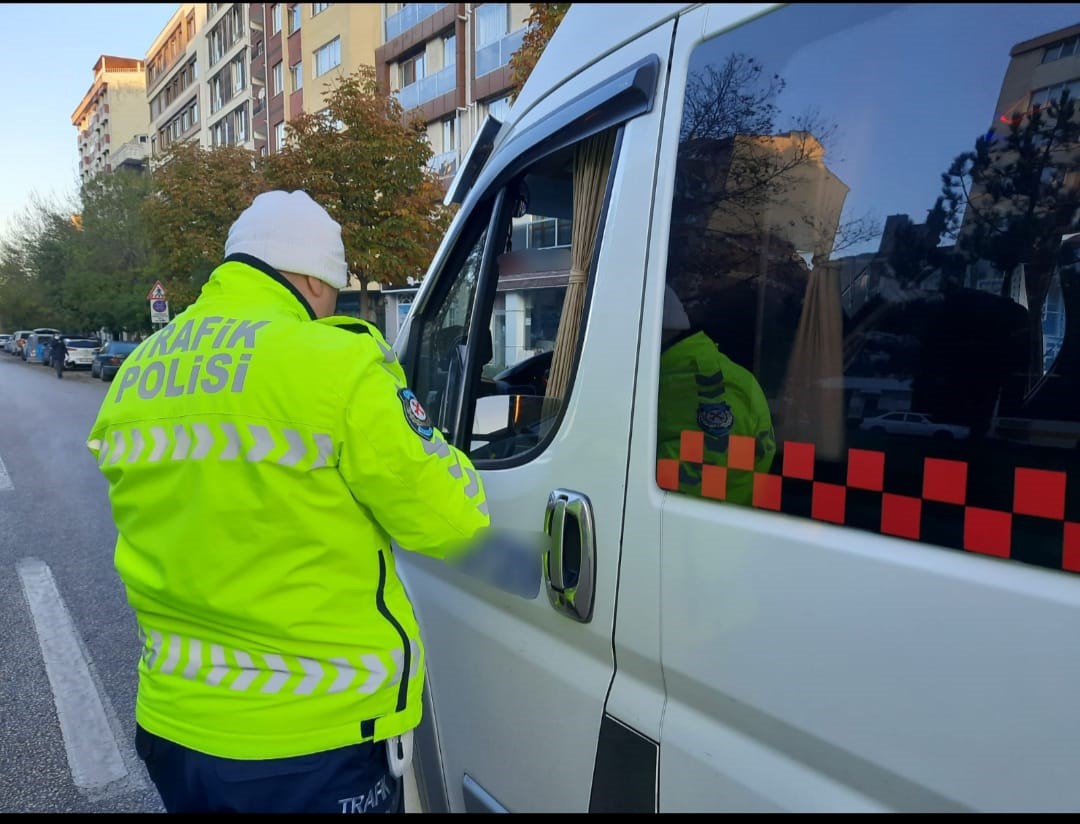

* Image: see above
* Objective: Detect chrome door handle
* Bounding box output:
[543,489,596,623]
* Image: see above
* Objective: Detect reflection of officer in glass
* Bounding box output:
[657,286,775,505]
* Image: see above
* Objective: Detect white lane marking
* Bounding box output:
[0,450,12,491]
[16,557,128,789]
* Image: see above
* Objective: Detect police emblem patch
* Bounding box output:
[697,401,734,438]
[399,388,434,440]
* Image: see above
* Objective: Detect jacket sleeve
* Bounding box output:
[335,325,490,561]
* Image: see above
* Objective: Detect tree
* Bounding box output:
[940,90,1080,382]
[264,65,451,317]
[67,169,157,336]
[0,238,48,331]
[508,4,571,103]
[143,141,268,310]
[0,193,81,330]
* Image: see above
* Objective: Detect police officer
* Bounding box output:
[657,286,775,504]
[51,334,67,379]
[86,190,490,813]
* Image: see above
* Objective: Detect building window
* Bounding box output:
[289,3,301,33]
[1029,77,1080,111]
[443,32,456,67]
[291,61,304,91]
[475,3,509,47]
[312,2,329,15]
[234,104,247,143]
[314,37,341,77]
[210,75,225,113]
[474,3,524,77]
[527,216,571,249]
[483,95,511,122]
[401,51,425,86]
[273,61,284,96]
[233,54,246,93]
[1042,34,1078,63]
[271,3,281,33]
[274,120,286,151]
[441,117,456,152]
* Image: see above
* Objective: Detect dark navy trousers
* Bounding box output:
[135,725,404,814]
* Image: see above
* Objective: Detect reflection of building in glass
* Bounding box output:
[990,23,1080,127]
[837,214,947,317]
[677,131,849,263]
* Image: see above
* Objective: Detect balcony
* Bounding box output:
[384,3,446,42]
[250,4,263,30]
[113,139,149,171]
[395,63,456,111]
[475,27,526,77]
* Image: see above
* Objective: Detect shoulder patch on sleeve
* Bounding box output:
[398,388,434,440]
[331,322,372,336]
[315,315,374,336]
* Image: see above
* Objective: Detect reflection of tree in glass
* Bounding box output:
[669,53,878,395]
[939,90,1080,384]
[675,54,878,258]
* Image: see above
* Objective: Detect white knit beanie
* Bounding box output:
[225,190,348,289]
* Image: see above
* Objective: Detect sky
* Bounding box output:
[0,4,177,242]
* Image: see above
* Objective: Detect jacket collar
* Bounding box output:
[219,253,318,320]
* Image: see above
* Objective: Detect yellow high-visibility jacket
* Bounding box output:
[86,255,489,759]
[658,330,775,504]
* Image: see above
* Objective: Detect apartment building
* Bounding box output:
[71,55,150,181]
[146,4,205,160]
[376,3,532,340]
[146,4,254,159]
[377,3,528,185]
[77,4,535,335]
[250,3,382,155]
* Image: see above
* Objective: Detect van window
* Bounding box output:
[658,3,1080,576]
[409,127,619,462]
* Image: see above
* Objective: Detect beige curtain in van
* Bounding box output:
[544,129,616,412]
[778,260,845,460]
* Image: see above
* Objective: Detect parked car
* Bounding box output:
[0,334,10,352]
[62,338,101,370]
[9,330,31,356]
[859,411,971,440]
[91,340,138,381]
[24,329,61,364]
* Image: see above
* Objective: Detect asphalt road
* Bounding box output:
[0,353,420,812]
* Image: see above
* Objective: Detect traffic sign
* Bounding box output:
[147,280,167,301]
[150,299,170,324]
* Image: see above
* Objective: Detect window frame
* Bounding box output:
[272,61,284,96]
[314,37,342,78]
[402,130,626,468]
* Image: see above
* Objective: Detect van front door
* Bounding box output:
[392,30,671,812]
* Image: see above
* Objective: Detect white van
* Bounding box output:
[392,3,1080,813]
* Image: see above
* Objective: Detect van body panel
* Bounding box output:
[398,1,1080,813]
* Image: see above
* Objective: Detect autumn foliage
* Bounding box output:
[264,66,452,289]
[508,3,570,103]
